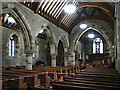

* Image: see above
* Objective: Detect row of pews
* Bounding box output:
[2,61,115,90]
[2,65,80,90]
[53,66,120,90]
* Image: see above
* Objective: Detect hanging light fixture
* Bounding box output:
[88,30,95,38]
[64,4,76,14]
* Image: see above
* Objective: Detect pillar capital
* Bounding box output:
[50,53,57,56]
[24,50,36,54]
[24,51,36,70]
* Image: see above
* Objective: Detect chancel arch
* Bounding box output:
[70,20,113,54]
[69,20,113,66]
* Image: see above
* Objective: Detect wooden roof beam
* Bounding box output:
[43,1,50,17]
[35,0,42,13]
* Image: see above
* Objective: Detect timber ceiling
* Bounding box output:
[17,0,115,34]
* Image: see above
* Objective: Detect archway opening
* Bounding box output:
[79,29,108,65]
[56,40,64,66]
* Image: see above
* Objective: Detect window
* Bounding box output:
[93,38,103,54]
[9,36,14,56]
[9,35,18,57]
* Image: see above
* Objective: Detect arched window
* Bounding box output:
[9,35,18,57]
[93,38,103,54]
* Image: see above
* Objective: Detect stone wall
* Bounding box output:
[2,2,69,67]
[2,27,24,67]
[0,26,2,90]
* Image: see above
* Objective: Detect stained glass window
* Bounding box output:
[93,38,103,54]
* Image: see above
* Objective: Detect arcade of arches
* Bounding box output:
[1,1,120,75]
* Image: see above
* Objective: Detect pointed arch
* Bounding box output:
[2,5,32,51]
[69,20,113,55]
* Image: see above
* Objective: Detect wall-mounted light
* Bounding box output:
[80,23,88,29]
[64,4,76,14]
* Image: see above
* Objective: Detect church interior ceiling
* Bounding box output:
[17,0,115,34]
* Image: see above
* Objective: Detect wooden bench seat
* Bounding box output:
[53,83,97,90]
[33,66,77,81]
[53,67,120,90]
[2,75,27,90]
[53,81,120,89]
[65,77,120,83]
[64,78,120,87]
[77,71,119,76]
[2,70,40,89]
[76,73,120,79]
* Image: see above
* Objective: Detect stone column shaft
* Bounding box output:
[68,52,75,66]
[51,54,56,67]
[64,52,68,66]
[25,51,34,70]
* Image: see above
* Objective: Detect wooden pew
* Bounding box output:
[2,74,27,89]
[32,65,77,88]
[53,66,120,90]
[37,72,50,88]
[53,80,120,90]
[2,70,40,89]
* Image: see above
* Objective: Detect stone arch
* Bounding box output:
[68,20,113,66]
[70,20,113,55]
[2,4,32,51]
[57,34,69,52]
[56,35,69,66]
[34,24,56,66]
[74,27,111,52]
[35,24,56,54]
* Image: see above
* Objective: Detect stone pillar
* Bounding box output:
[109,48,114,56]
[25,51,33,70]
[0,1,2,89]
[68,51,75,66]
[51,53,56,67]
[115,1,120,74]
[64,52,68,66]
[0,27,2,90]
